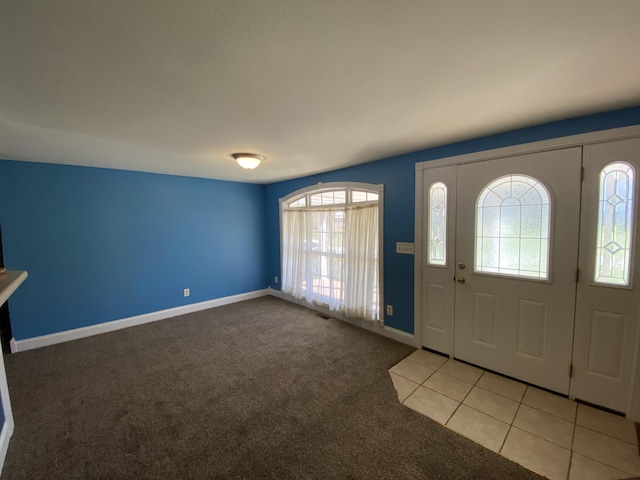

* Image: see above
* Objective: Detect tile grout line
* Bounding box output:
[475,374,531,404]
[422,360,461,423]
[394,355,452,405]
[401,357,577,476]
[576,424,640,447]
[438,358,484,384]
[569,431,639,476]
[566,398,579,480]
[389,370,420,405]
[402,365,637,445]
[433,383,461,423]
[516,414,636,477]
[400,382,421,404]
[521,402,577,424]
[498,384,527,454]
[388,359,434,404]
[518,397,638,447]
[509,403,637,476]
[393,353,640,478]
[442,364,486,425]
[389,363,435,386]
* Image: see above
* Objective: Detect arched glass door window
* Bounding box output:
[428,182,448,266]
[594,162,636,286]
[476,175,551,279]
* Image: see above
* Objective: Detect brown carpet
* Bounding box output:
[1,296,542,479]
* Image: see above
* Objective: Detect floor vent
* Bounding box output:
[315,312,330,320]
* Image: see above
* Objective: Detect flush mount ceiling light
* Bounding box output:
[232,153,264,170]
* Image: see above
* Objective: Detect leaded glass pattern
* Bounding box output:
[594,162,635,286]
[475,175,551,279]
[428,182,447,266]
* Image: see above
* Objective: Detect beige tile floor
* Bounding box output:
[389,349,640,480]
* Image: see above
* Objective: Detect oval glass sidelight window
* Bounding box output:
[594,162,636,286]
[428,182,448,266]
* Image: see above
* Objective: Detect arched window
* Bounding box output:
[428,182,448,266]
[594,162,636,286]
[475,175,551,279]
[281,183,382,322]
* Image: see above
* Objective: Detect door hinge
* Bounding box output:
[569,364,574,378]
[580,166,585,182]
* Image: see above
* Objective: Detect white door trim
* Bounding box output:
[414,125,640,419]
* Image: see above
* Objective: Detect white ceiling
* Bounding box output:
[1,1,639,184]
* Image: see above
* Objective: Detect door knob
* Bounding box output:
[456,276,466,284]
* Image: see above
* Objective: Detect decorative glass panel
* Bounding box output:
[594,162,635,286]
[475,175,551,279]
[428,182,447,265]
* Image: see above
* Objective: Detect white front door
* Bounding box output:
[571,138,640,412]
[454,148,582,394]
[421,165,457,355]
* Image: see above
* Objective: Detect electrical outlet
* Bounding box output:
[183,288,190,297]
[274,276,279,284]
[386,305,393,316]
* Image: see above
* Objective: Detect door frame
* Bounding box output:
[414,124,640,420]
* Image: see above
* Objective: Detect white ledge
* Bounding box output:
[0,271,28,307]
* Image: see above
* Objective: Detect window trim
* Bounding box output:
[279,182,385,321]
[284,183,381,210]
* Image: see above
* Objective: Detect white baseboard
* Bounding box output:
[0,351,14,477]
[11,289,270,353]
[0,419,14,477]
[383,325,419,347]
[267,288,416,347]
[11,288,416,353]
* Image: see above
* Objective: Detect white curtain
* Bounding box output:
[282,209,307,300]
[344,203,379,322]
[282,202,380,323]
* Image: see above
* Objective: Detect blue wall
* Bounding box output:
[265,107,640,334]
[0,107,638,341]
[0,162,267,340]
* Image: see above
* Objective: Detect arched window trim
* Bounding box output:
[427,181,448,267]
[283,182,382,210]
[594,161,636,287]
[474,173,554,281]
